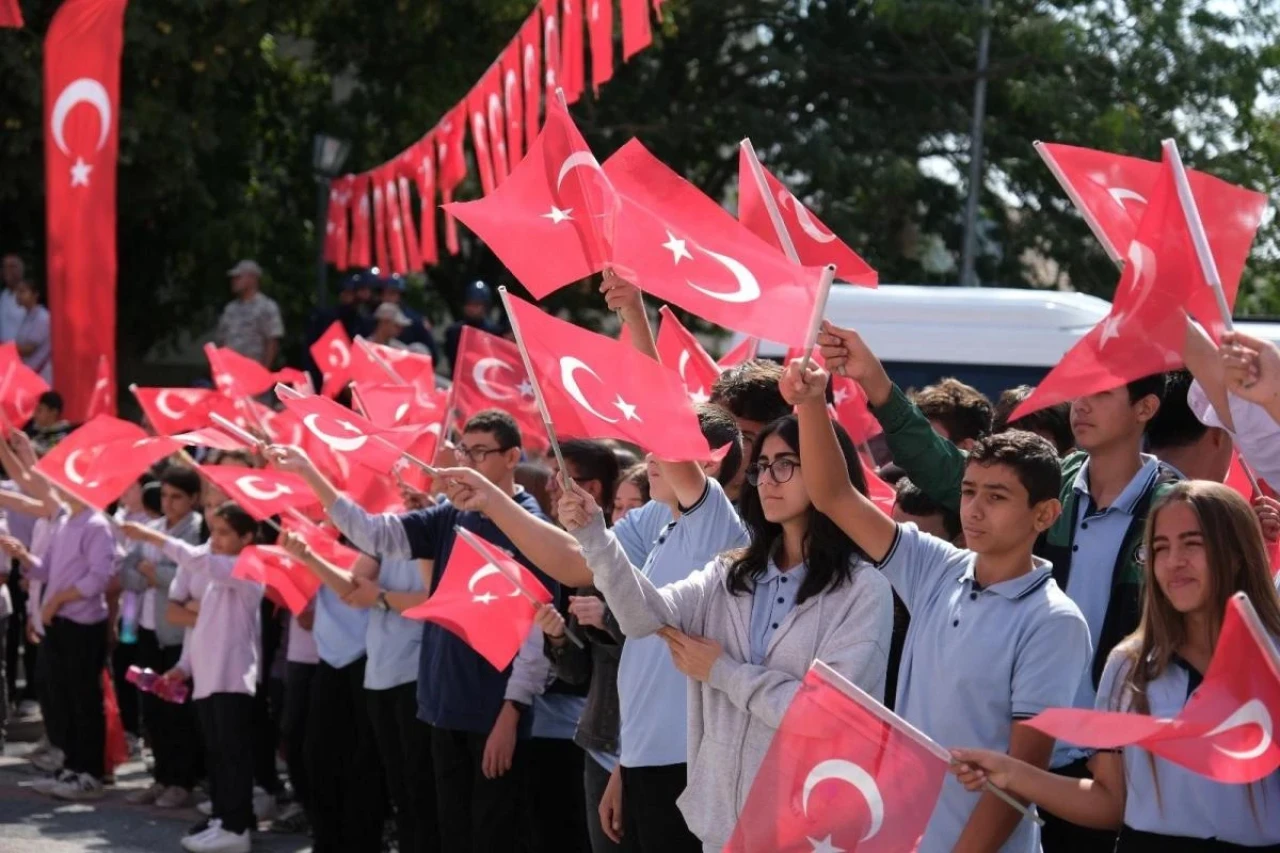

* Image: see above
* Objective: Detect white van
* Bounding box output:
[731,284,1280,401]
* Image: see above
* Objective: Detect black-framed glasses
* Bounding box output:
[746,458,800,486]
[455,444,515,463]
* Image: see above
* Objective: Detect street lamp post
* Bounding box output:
[312,133,351,309]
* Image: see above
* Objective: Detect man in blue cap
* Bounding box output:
[444,280,502,373]
[378,274,440,365]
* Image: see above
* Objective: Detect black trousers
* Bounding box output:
[136,630,203,789]
[110,627,140,738]
[524,737,589,853]
[40,618,107,778]
[1117,826,1280,852]
[619,764,700,853]
[367,683,439,853]
[305,657,384,853]
[7,566,36,702]
[254,602,284,795]
[583,756,624,853]
[1040,758,1120,853]
[196,693,256,835]
[282,662,315,812]
[431,725,526,853]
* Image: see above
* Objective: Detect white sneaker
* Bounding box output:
[183,823,250,853]
[182,819,222,850]
[50,772,105,801]
[156,785,192,809]
[197,799,213,816]
[31,769,76,795]
[126,781,167,805]
[29,747,64,773]
[252,788,277,821]
[27,735,52,757]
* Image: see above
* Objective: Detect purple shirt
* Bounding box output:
[164,540,263,700]
[28,509,117,625]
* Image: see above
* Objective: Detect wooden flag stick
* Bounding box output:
[798,264,838,373]
[354,336,408,385]
[1033,140,1124,268]
[209,412,263,449]
[1163,138,1235,334]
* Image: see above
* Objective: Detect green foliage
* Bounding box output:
[1,0,1278,370]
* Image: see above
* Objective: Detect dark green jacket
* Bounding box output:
[872,384,1178,686]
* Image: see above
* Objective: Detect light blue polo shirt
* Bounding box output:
[532,693,587,740]
[1096,647,1280,845]
[614,500,674,567]
[883,524,1090,853]
[615,479,747,768]
[314,584,369,670]
[364,558,425,691]
[749,560,808,665]
[1056,454,1161,767]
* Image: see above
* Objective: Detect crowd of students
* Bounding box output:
[4,275,1280,853]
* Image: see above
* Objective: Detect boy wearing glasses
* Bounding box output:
[267,409,557,853]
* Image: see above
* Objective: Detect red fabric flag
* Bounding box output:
[45,0,127,422]
[371,167,390,272]
[1027,594,1280,783]
[1,0,23,27]
[85,354,114,419]
[467,85,499,196]
[480,65,510,185]
[232,546,323,616]
[559,0,585,104]
[310,321,354,398]
[620,0,652,59]
[499,42,526,168]
[133,387,217,435]
[1010,154,1196,421]
[1039,142,1265,340]
[205,343,276,398]
[394,151,424,272]
[324,175,353,270]
[403,529,552,671]
[1222,453,1280,576]
[354,383,447,429]
[174,427,249,453]
[409,136,438,266]
[520,10,543,150]
[717,337,755,369]
[382,167,411,274]
[724,662,949,852]
[739,148,878,287]
[506,292,720,460]
[541,0,561,103]
[656,306,721,405]
[605,140,826,346]
[348,173,373,268]
[0,343,51,427]
[36,416,179,509]
[864,459,896,514]
[436,106,468,256]
[445,99,611,297]
[451,325,545,441]
[279,391,416,471]
[349,338,434,389]
[198,465,319,521]
[587,0,614,91]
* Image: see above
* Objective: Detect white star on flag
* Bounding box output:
[70,157,93,187]
[613,395,640,421]
[542,206,574,224]
[833,387,850,406]
[1098,312,1125,347]
[473,592,497,605]
[807,836,845,853]
[689,387,710,405]
[517,379,535,398]
[662,231,693,264]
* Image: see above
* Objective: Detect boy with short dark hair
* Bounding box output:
[992,386,1075,456]
[910,377,993,449]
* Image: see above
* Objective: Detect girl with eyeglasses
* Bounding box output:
[554,412,894,851]
[951,481,1280,851]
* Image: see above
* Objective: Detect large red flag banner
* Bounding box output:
[45,0,128,422]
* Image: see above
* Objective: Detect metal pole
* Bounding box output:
[959,0,992,287]
[315,176,331,308]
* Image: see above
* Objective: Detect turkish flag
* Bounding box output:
[257,406,308,449]
[739,149,878,287]
[656,306,721,405]
[1,0,23,27]
[506,292,721,461]
[205,343,276,398]
[864,459,896,514]
[348,173,373,268]
[620,0,651,59]
[520,10,543,150]
[371,168,390,272]
[0,343,51,427]
[403,529,552,671]
[725,662,949,852]
[467,85,499,196]
[173,427,250,453]
[1222,453,1280,576]
[354,383,447,429]
[133,387,218,435]
[1038,142,1265,340]
[410,136,438,266]
[717,337,755,369]
[436,106,468,256]
[324,175,353,271]
[198,465,319,522]
[445,98,611,298]
[499,42,526,168]
[1010,153,1197,421]
[349,338,433,389]
[85,354,114,419]
[45,0,127,422]
[1027,593,1280,784]
[278,391,416,471]
[541,0,561,104]
[605,139,826,346]
[559,0,586,104]
[451,325,545,441]
[587,0,613,91]
[394,151,424,272]
[309,321,354,398]
[36,416,179,510]
[479,65,510,184]
[232,546,322,616]
[382,168,411,275]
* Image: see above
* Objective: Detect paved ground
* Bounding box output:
[0,719,312,853]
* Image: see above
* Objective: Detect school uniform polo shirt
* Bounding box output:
[1097,648,1280,845]
[313,584,369,670]
[882,524,1091,853]
[615,479,747,768]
